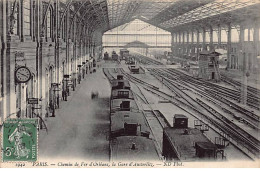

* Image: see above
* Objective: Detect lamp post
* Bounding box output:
[82,62,86,79]
[77,65,82,84]
[241,51,248,104]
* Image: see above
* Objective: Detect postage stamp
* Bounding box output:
[2,119,38,162]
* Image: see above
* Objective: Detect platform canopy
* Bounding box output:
[106,0,213,31]
[68,0,260,34]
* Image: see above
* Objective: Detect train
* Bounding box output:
[112,51,119,61]
[104,52,109,60]
[104,69,225,161]
[162,114,225,161]
[128,65,139,74]
[120,49,129,60]
[108,74,159,161]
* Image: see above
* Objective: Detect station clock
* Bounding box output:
[15,66,31,83]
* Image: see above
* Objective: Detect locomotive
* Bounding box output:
[108,74,159,161]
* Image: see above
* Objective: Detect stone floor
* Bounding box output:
[38,66,111,161]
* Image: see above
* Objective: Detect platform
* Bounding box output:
[38,66,111,161]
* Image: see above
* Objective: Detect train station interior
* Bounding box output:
[0,0,260,163]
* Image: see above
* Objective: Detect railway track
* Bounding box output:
[103,68,115,83]
[105,64,260,159]
[221,75,260,95]
[130,52,164,65]
[104,67,163,161]
[149,68,260,125]
[146,68,260,159]
[167,68,260,110]
[104,67,166,158]
[154,73,259,129]
[154,68,260,122]
[117,68,160,91]
[130,79,168,158]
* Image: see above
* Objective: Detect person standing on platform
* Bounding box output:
[49,100,55,117]
[56,94,59,109]
[62,89,66,101]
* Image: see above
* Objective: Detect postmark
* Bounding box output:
[2,119,38,162]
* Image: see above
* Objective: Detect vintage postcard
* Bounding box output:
[0,0,259,168]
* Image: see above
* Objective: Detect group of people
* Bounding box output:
[47,57,103,117]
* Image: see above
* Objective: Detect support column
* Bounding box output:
[209,26,214,51]
[196,29,200,59]
[34,0,44,124]
[238,24,247,104]
[191,30,195,56]
[171,32,175,54]
[202,27,206,51]
[253,23,259,72]
[179,32,181,56]
[247,27,251,70]
[73,21,77,87]
[176,33,178,57]
[218,24,221,48]
[1,0,7,120]
[65,7,70,75]
[241,52,248,105]
[227,23,232,68]
[182,31,185,57]
[55,0,59,84]
[187,31,190,56]
[73,40,77,86]
[239,25,244,70]
[39,36,45,120]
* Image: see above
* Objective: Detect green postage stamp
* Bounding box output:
[2,119,38,162]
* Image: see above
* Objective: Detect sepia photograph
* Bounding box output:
[0,0,259,168]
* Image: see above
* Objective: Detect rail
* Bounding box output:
[148,68,260,159]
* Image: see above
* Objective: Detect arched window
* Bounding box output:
[205,31,210,43]
[23,0,31,36]
[183,33,186,43]
[193,32,197,42]
[249,28,253,42]
[189,32,192,43]
[221,30,227,43]
[63,17,66,40]
[59,11,63,39]
[231,28,239,42]
[213,31,218,43]
[11,1,19,35]
[259,28,260,41]
[71,18,74,40]
[199,32,203,43]
[46,8,51,38]
[244,29,249,41]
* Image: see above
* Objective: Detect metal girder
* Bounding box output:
[63,0,109,40]
[41,0,52,27]
[68,1,90,33]
[173,1,260,33]
[89,0,108,30]
[9,0,18,34]
[107,0,142,29]
[149,0,214,25]
[53,0,260,37]
[78,8,94,24]
[41,0,52,37]
[160,0,260,30]
[105,0,213,32]
[58,0,73,37]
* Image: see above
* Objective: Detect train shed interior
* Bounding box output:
[0,0,260,166]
